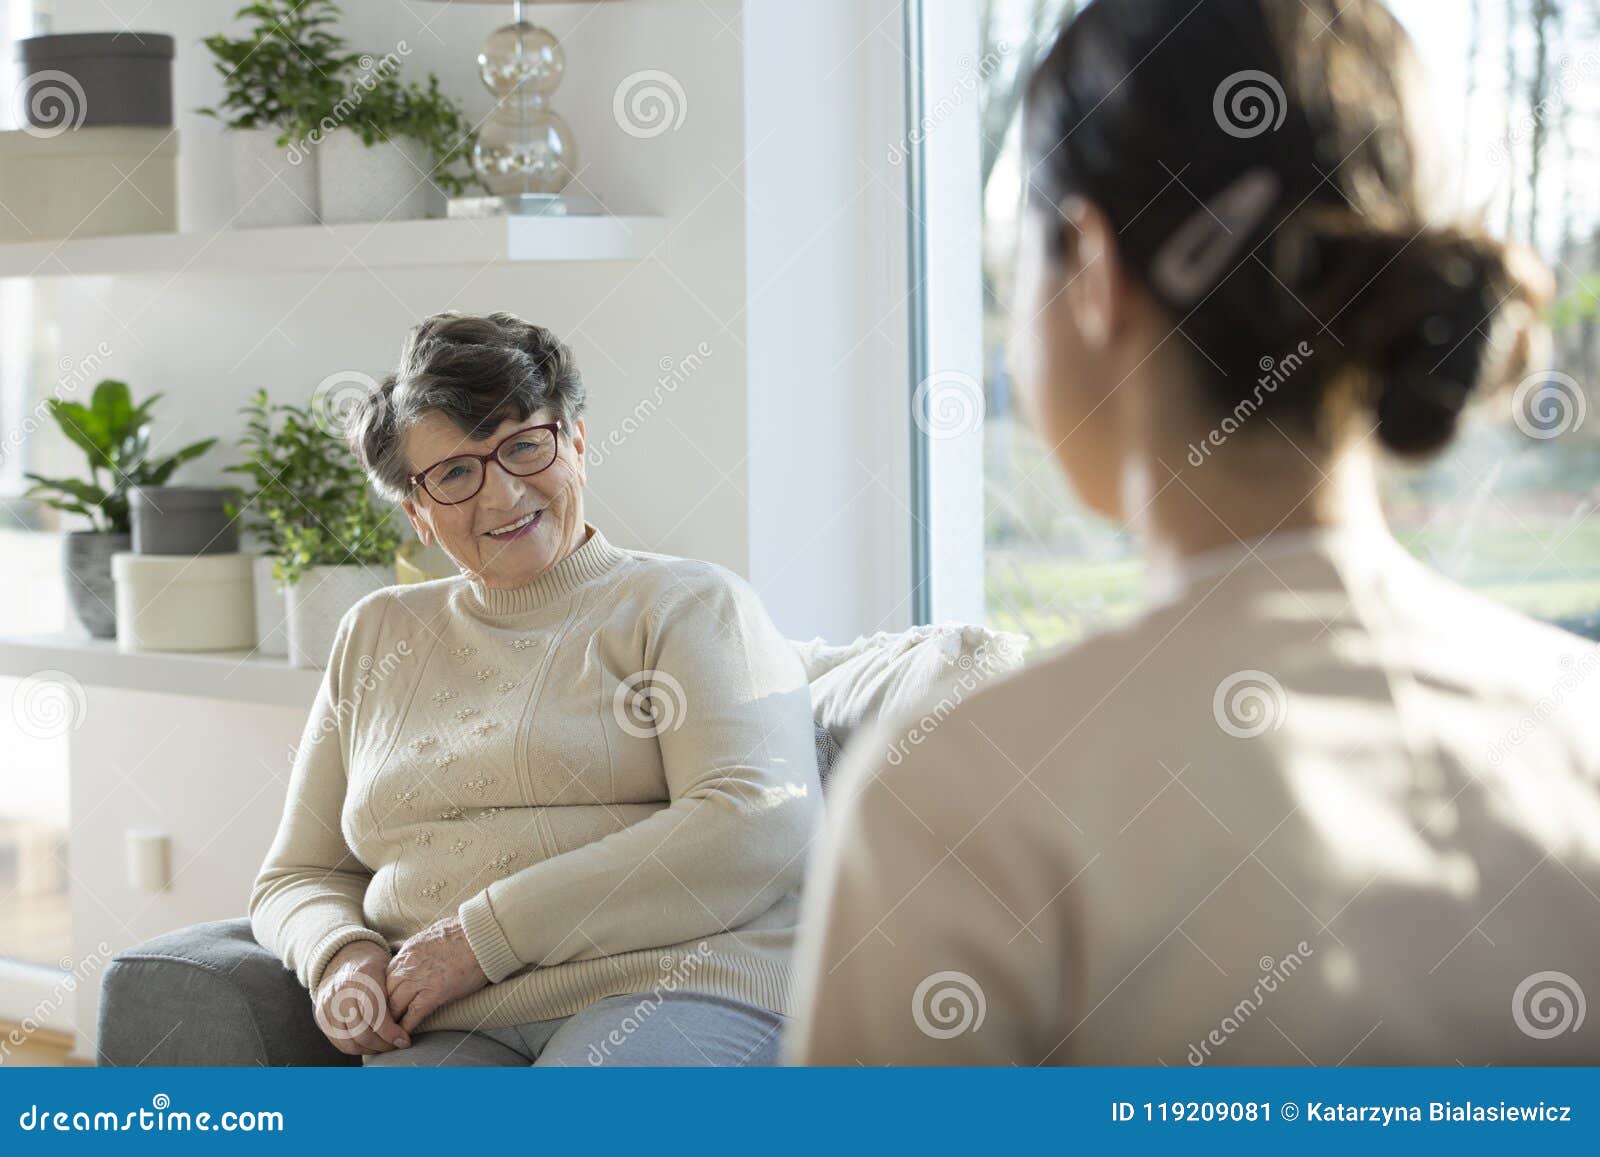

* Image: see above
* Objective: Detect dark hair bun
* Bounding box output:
[1021,0,1556,461]
[1283,210,1552,456]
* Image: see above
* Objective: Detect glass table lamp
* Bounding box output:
[428,0,591,215]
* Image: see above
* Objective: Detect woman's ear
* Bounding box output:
[571,417,587,485]
[1058,195,1121,350]
[400,495,433,546]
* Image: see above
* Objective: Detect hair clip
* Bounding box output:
[1148,167,1282,306]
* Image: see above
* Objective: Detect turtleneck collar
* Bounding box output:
[460,524,630,616]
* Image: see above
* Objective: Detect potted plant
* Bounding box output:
[22,379,216,638]
[318,66,484,224]
[197,0,356,227]
[223,389,402,668]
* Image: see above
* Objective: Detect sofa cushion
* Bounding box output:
[794,622,1028,756]
[97,917,357,1066]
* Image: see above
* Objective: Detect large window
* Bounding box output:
[968,0,1600,649]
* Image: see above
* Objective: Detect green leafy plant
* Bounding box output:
[196,0,357,143]
[222,389,402,587]
[340,67,485,197]
[22,380,217,535]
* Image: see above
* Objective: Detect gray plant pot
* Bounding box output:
[129,486,242,555]
[63,529,129,638]
[17,32,175,128]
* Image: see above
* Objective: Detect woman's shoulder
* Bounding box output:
[615,545,759,611]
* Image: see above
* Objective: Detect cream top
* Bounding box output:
[250,525,822,1033]
[789,524,1600,1064]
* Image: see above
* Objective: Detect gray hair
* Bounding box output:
[348,311,586,503]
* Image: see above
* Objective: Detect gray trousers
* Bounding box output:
[361,991,785,1067]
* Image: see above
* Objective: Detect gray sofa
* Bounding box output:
[96,624,1022,1066]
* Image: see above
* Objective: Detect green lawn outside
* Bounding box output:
[987,517,1600,651]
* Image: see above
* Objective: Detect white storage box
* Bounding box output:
[111,551,256,653]
[0,126,177,242]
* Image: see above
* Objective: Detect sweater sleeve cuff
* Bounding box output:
[459,890,525,984]
[305,925,388,994]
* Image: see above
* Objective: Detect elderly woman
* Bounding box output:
[249,311,820,1066]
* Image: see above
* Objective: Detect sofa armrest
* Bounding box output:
[97,917,357,1067]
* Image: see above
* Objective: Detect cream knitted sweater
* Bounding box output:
[249,525,822,1034]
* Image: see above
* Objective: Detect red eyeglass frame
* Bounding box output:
[406,420,565,505]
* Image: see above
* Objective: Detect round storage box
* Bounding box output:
[17,33,175,128]
[111,551,256,653]
[129,486,242,555]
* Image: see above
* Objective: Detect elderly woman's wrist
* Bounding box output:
[458,891,523,983]
[308,925,388,992]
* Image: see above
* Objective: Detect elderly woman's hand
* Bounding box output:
[314,940,413,1056]
[385,913,490,1033]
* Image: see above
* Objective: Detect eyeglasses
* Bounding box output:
[406,420,564,506]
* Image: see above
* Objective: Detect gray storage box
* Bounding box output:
[18,32,175,128]
[129,486,242,555]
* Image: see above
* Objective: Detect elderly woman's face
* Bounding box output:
[399,409,589,589]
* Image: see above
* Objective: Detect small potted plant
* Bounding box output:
[23,380,216,638]
[197,0,356,227]
[223,389,402,668]
[318,66,483,224]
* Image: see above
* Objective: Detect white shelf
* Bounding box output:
[0,632,324,708]
[0,214,667,278]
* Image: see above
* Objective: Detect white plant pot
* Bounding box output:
[231,127,318,228]
[252,554,288,658]
[317,129,436,224]
[285,564,388,670]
